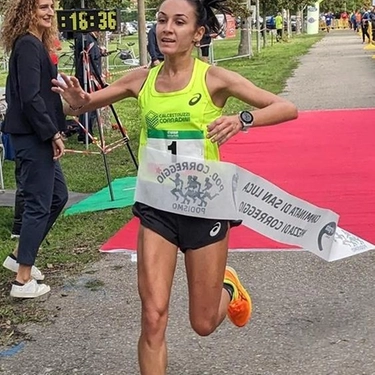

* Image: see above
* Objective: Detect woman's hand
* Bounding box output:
[51,73,90,110]
[52,135,65,161]
[207,115,242,146]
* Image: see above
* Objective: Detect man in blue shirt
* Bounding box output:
[147,23,164,67]
[369,7,375,42]
[325,12,333,32]
[361,9,371,43]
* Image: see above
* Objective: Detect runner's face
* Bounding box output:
[34,0,54,32]
[156,0,204,56]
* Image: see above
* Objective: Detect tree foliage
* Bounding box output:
[320,0,371,12]
[259,0,315,14]
[59,0,126,9]
[256,0,371,16]
[144,0,249,18]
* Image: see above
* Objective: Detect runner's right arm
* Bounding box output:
[53,68,149,116]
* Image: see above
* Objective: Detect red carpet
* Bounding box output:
[100,109,375,253]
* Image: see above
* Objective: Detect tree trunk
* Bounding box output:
[296,9,303,35]
[138,0,148,66]
[262,2,267,48]
[238,18,253,57]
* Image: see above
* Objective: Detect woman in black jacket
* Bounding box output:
[0,0,68,298]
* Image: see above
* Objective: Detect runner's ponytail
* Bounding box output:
[184,0,233,34]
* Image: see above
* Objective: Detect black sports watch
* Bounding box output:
[239,110,254,131]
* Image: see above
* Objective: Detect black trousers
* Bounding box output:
[78,111,97,137]
[362,24,370,42]
[10,133,68,266]
[12,157,24,235]
[276,29,282,41]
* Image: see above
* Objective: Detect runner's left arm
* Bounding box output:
[206,66,298,145]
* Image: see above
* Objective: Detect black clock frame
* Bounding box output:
[56,9,120,32]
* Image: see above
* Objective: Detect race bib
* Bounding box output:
[147,129,205,160]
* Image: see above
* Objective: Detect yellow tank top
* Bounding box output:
[138,58,222,161]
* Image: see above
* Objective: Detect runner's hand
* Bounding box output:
[207,115,242,146]
[51,73,90,110]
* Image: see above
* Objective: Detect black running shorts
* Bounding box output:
[133,202,238,252]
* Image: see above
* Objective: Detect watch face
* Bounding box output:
[240,111,253,124]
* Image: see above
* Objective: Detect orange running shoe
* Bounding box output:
[224,266,252,327]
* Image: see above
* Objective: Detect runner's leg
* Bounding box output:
[184,230,231,336]
[137,225,178,375]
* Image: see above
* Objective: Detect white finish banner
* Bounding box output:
[135,148,375,262]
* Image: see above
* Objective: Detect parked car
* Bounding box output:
[252,16,263,27]
[235,16,241,29]
[145,21,154,33]
[129,21,138,31]
[126,22,137,35]
[266,16,275,30]
[290,15,298,31]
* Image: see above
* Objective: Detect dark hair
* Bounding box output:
[184,0,233,34]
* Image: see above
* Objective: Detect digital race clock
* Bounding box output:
[56,9,120,32]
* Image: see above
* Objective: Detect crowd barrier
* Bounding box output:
[334,19,350,29]
[319,18,350,31]
[209,26,289,65]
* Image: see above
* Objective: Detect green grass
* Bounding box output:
[0,32,323,345]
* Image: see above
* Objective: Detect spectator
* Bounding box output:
[147,23,164,67]
[341,11,348,28]
[350,12,357,31]
[1,0,68,298]
[267,15,276,31]
[370,7,375,42]
[199,27,214,63]
[361,9,371,43]
[355,10,362,32]
[275,12,283,41]
[325,12,333,32]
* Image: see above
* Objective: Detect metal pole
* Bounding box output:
[105,32,109,70]
[209,40,214,64]
[255,0,260,54]
[80,0,89,149]
[95,109,115,201]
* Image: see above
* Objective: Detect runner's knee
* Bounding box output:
[190,314,217,336]
[141,303,169,340]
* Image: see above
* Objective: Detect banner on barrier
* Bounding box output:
[225,15,236,38]
[135,148,375,262]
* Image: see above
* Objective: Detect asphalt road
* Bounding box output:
[1,30,375,375]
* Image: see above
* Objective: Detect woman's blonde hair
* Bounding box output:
[0,0,58,54]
